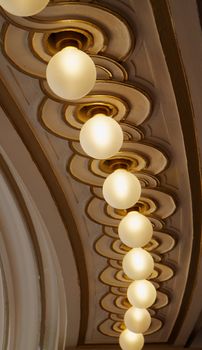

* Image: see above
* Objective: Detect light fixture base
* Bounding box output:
[99,156,137,174]
[44,28,94,55]
[75,102,118,123]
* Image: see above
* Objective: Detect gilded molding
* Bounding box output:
[0,0,179,340]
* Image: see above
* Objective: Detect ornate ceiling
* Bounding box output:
[0,1,201,349]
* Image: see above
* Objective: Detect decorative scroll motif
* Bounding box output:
[70,138,176,337]
[1,1,177,338]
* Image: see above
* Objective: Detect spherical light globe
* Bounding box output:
[122,248,154,280]
[79,114,123,159]
[119,329,144,350]
[127,280,157,309]
[118,211,153,248]
[46,47,96,100]
[0,0,49,16]
[103,169,141,209]
[124,307,151,334]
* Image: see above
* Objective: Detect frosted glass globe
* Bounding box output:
[103,169,141,209]
[79,114,123,159]
[119,329,144,350]
[46,47,96,100]
[127,280,157,309]
[0,0,49,16]
[118,211,153,248]
[122,248,154,280]
[124,307,151,333]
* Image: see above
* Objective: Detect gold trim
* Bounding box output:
[39,79,132,111]
[1,2,183,342]
[43,28,94,55]
[30,1,135,61]
[92,64,113,79]
[90,54,128,81]
[99,155,141,174]
[113,200,151,217]
[28,31,48,65]
[74,102,118,123]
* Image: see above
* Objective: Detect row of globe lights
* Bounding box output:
[119,213,156,350]
[46,40,157,350]
[0,2,157,350]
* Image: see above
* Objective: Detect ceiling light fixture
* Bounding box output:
[46,46,96,100]
[0,0,49,16]
[127,280,157,309]
[124,307,151,334]
[79,114,123,159]
[119,329,144,350]
[103,169,141,209]
[122,247,154,280]
[118,211,153,248]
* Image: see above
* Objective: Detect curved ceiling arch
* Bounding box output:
[0,105,83,347]
[0,1,201,349]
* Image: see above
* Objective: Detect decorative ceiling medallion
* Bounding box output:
[2,2,134,59]
[87,188,175,218]
[69,140,167,172]
[2,20,128,79]
[39,81,151,123]
[39,95,129,141]
[34,25,105,60]
[95,235,174,261]
[44,29,95,55]
[75,102,118,123]
[105,198,157,218]
[98,317,163,338]
[68,146,167,186]
[98,154,147,174]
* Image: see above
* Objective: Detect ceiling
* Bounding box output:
[0,0,201,349]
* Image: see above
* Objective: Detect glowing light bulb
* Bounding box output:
[0,0,49,16]
[119,329,144,350]
[124,307,151,333]
[46,47,96,100]
[103,169,141,209]
[122,248,154,280]
[127,280,157,309]
[118,211,153,248]
[79,114,123,159]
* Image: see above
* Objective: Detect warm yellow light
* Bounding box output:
[122,248,154,280]
[127,280,157,309]
[119,329,144,350]
[103,169,141,209]
[118,211,153,248]
[46,47,96,100]
[0,0,49,16]
[79,114,123,159]
[124,307,151,333]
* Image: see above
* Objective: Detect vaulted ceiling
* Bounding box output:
[0,1,201,350]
